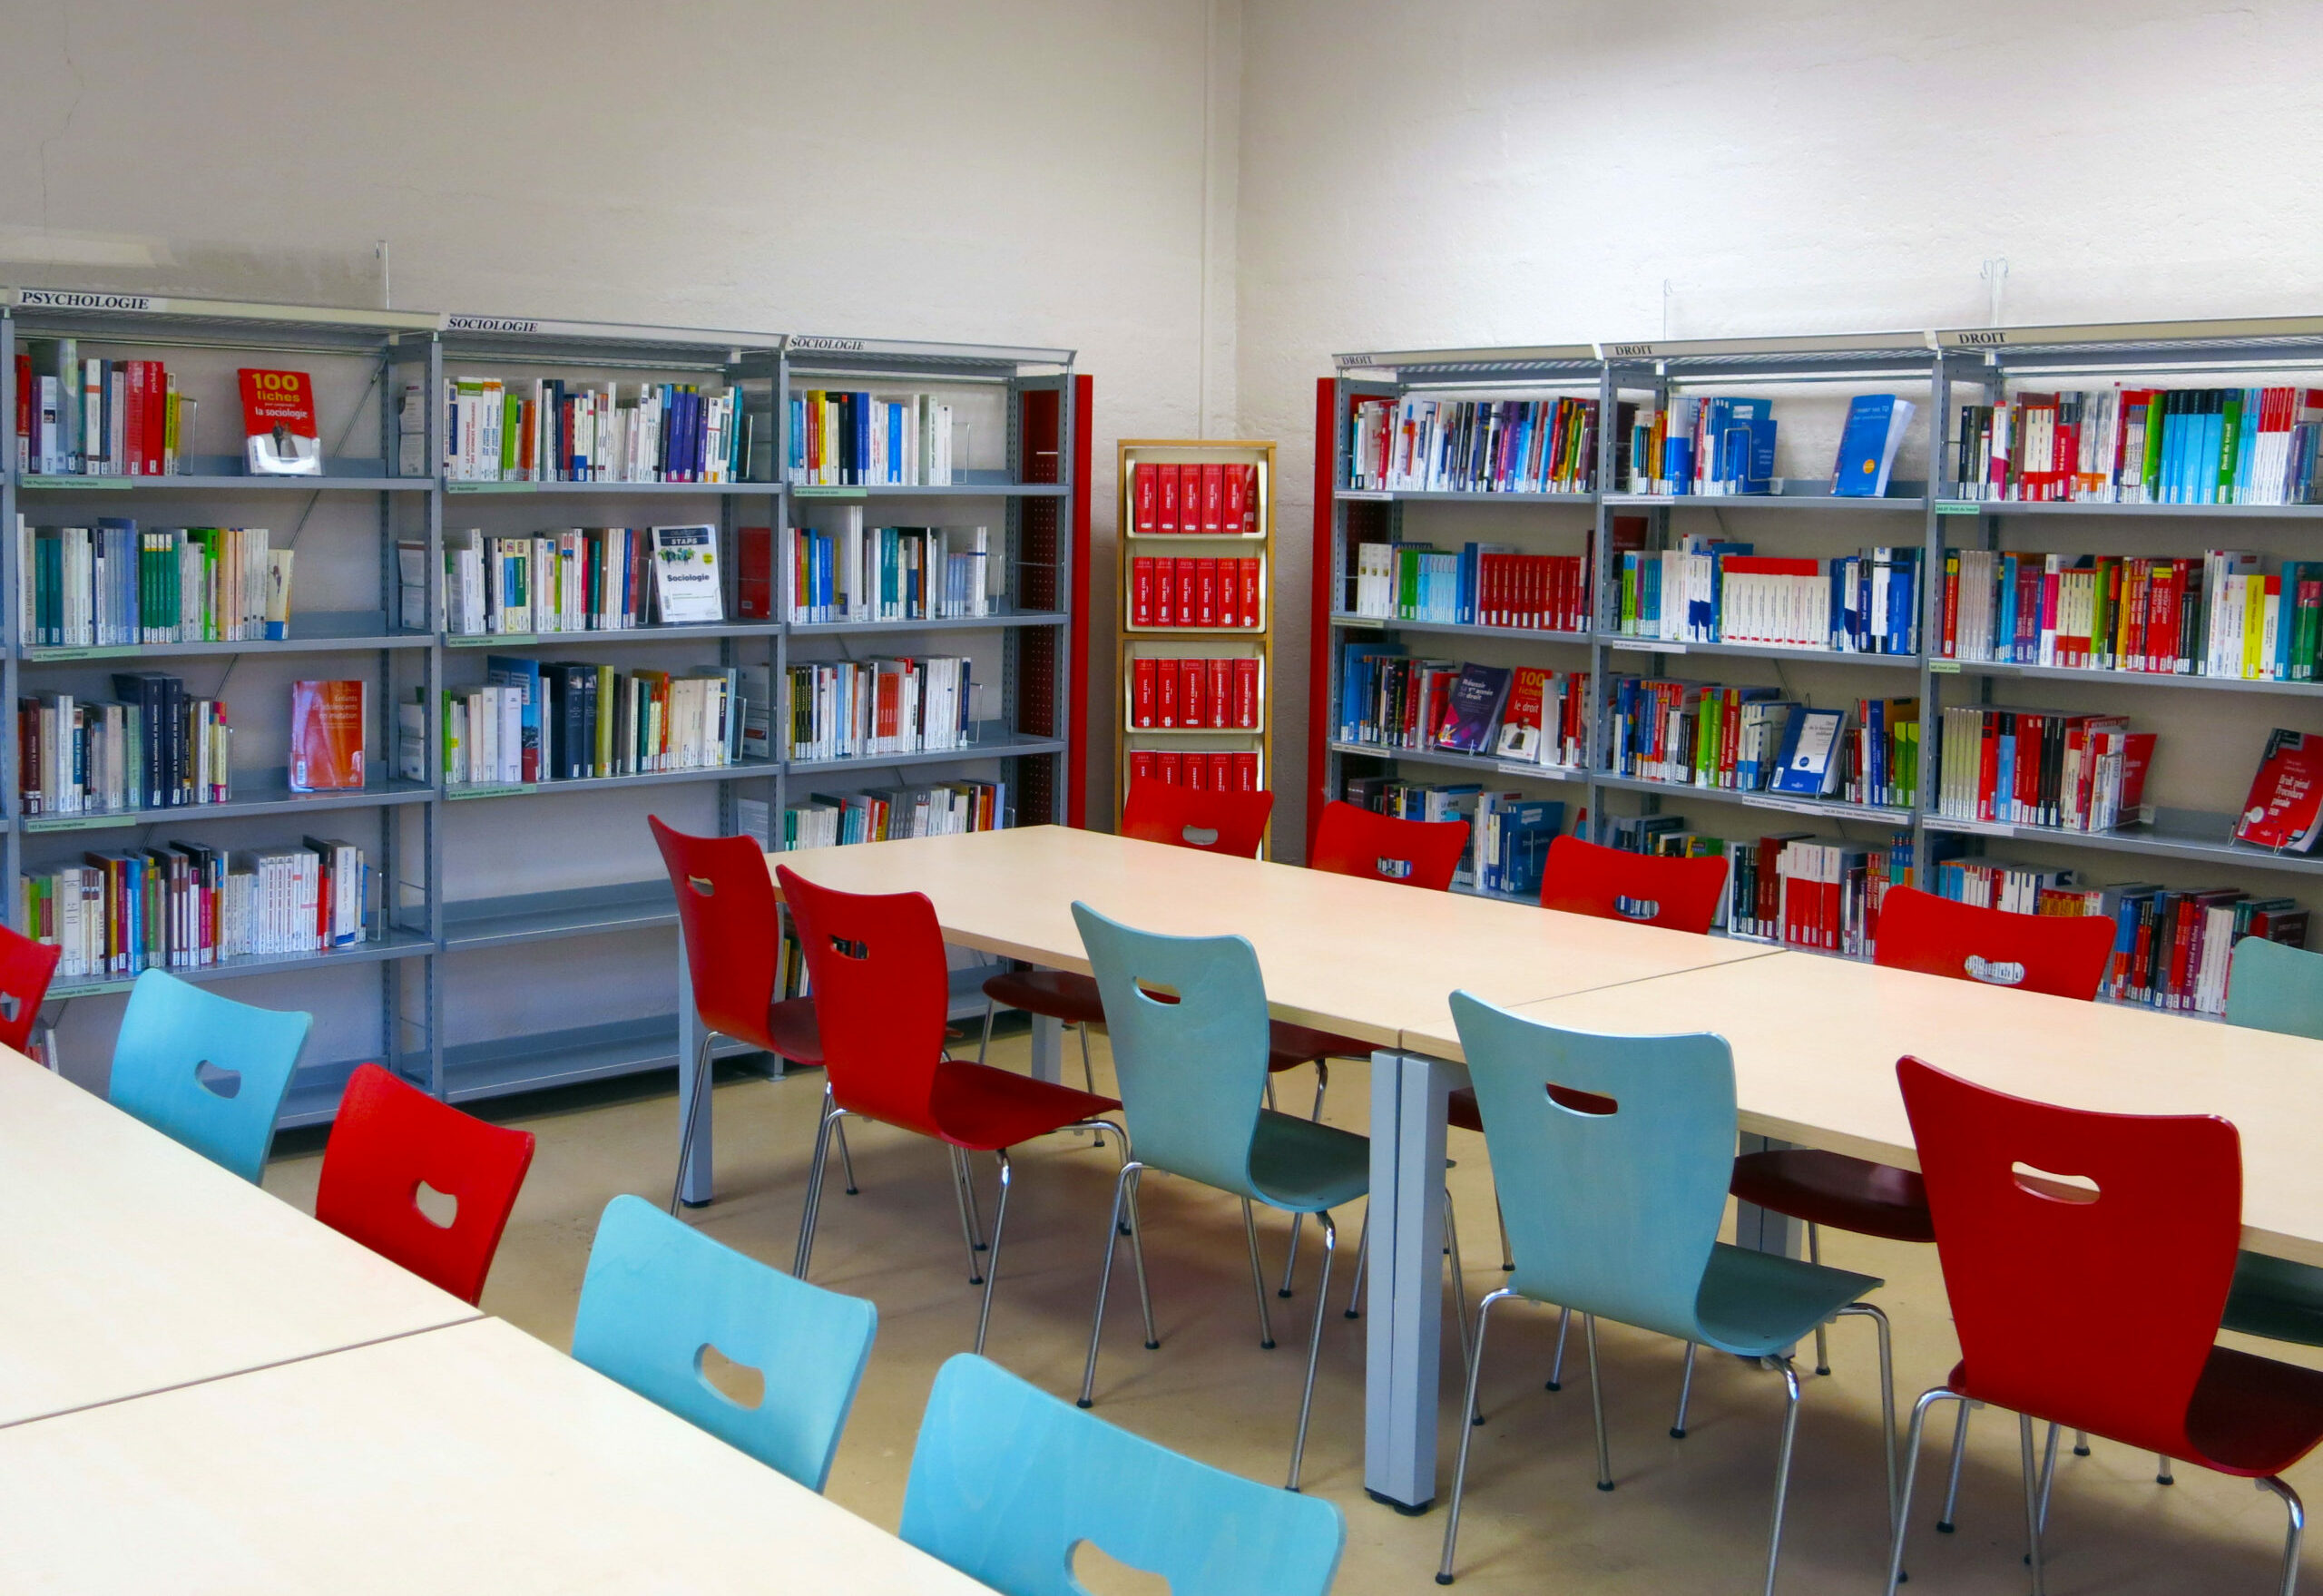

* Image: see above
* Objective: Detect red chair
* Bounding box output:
[1536,834,1729,934]
[1308,799,1468,891]
[651,817,828,1214]
[779,865,1125,1355]
[0,925,62,1057]
[315,1062,536,1306]
[1883,1057,2323,1595]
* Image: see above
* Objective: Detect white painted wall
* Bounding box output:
[1239,0,2323,851]
[0,0,1238,1080]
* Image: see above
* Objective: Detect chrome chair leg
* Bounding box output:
[668,1029,715,1217]
[835,1117,858,1195]
[1671,1343,1697,1438]
[1886,1387,1972,1595]
[1760,1359,1805,1596]
[1108,1128,1155,1351]
[1584,1314,1613,1491]
[2259,1475,2304,1596]
[793,1094,845,1278]
[1936,1399,1975,1531]
[1436,1288,1514,1585]
[2158,1454,2175,1485]
[1547,1304,1571,1391]
[947,1146,985,1285]
[1080,1156,1146,1406]
[1279,1062,1330,1297]
[2033,1419,2060,1550]
[2073,1431,2090,1456]
[2019,1413,2049,1596]
[975,997,996,1066]
[1835,1303,1899,1545]
[1241,1199,1278,1350]
[1444,1190,1479,1425]
[1287,1209,1337,1493]
[1343,1206,1369,1318]
[1807,1223,1830,1375]
[958,1138,988,1251]
[1495,1198,1513,1271]
[972,1150,1013,1356]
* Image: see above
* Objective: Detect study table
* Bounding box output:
[0,1048,479,1429]
[0,1316,992,1594]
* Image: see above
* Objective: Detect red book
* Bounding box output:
[1194,559,1218,627]
[1156,659,1180,728]
[1153,557,1175,626]
[1133,463,1158,534]
[1240,558,1261,628]
[2236,729,2323,851]
[1241,465,1260,532]
[1207,658,1231,728]
[1201,463,1224,534]
[1155,751,1182,785]
[737,528,773,619]
[124,361,148,476]
[1208,752,1233,791]
[1132,657,1159,729]
[1977,712,2000,820]
[1158,464,1181,534]
[237,367,321,475]
[1177,561,1198,628]
[13,353,28,468]
[1185,752,1208,791]
[1233,656,1260,728]
[145,361,168,475]
[1132,556,1157,626]
[1131,750,1156,783]
[289,679,367,792]
[1222,464,1247,534]
[1232,750,1259,791]
[1180,660,1204,728]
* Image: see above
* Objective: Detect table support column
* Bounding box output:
[1732,1133,1800,1258]
[1365,1048,1453,1513]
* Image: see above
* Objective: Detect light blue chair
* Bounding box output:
[1072,900,1472,1492]
[902,1353,1345,1596]
[572,1195,876,1491]
[105,969,311,1182]
[1436,991,1896,1596]
[2222,936,2323,1346]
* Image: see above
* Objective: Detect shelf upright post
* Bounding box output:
[1,306,17,928]
[422,330,446,1098]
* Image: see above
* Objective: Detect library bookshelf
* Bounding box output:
[2,292,1084,1125]
[1115,438,1274,846]
[1310,320,2323,1004]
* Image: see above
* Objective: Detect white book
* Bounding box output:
[648,524,723,625]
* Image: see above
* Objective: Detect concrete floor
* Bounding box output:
[265,1024,2316,1595]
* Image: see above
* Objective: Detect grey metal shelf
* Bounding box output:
[1935,495,2323,520]
[443,478,782,496]
[784,729,1067,776]
[1337,488,1597,506]
[48,928,437,1000]
[20,612,431,661]
[279,1057,402,1129]
[16,465,429,494]
[1330,612,1593,647]
[791,479,1068,500]
[443,622,783,649]
[1597,634,1923,669]
[1934,659,2323,697]
[788,606,1068,638]
[441,881,675,952]
[1591,771,1914,827]
[428,1015,769,1109]
[1923,809,2323,876]
[1603,486,1928,512]
[16,775,436,834]
[443,759,778,802]
[1328,739,1587,784]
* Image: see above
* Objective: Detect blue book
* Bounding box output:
[1832,396,1896,496]
[1770,706,1847,796]
[1499,799,1566,897]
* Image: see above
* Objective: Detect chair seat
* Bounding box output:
[2222,1250,2323,1346]
[1247,1110,1369,1214]
[1268,1019,1372,1073]
[983,968,1106,1028]
[1729,1148,1935,1244]
[1447,1086,1483,1134]
[1691,1242,1882,1359]
[926,1060,1120,1153]
[762,996,824,1067]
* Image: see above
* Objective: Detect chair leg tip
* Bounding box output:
[1595,1481,1614,1493]
[1277,1288,1295,1299]
[1500,1263,1515,1272]
[1815,1365,1831,1376]
[1075,1398,1093,1409]
[1471,1413,1485,1426]
[968,1275,985,1286]
[1260,1339,1278,1351]
[1143,1340,1160,1351]
[843,1186,859,1197]
[2156,1473,2174,1485]
[1343,1309,1361,1320]
[2072,1444,2088,1456]
[1669,1427,1686,1440]
[679,1197,711,1210]
[1544,1380,1562,1392]
[1934,1522,1955,1535]
[973,1241,988,1252]
[1435,1575,1455,1587]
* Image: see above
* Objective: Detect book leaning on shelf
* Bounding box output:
[786,657,975,761]
[781,514,993,622]
[787,389,953,487]
[21,520,290,646]
[436,661,753,787]
[1933,708,2153,831]
[14,343,196,476]
[17,675,230,816]
[1953,386,2323,504]
[1346,395,1616,494]
[433,526,726,634]
[763,780,1008,851]
[444,377,747,484]
[22,838,371,980]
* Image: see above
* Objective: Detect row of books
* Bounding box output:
[1949,387,2323,505]
[22,520,291,647]
[1938,548,2323,681]
[14,347,197,477]
[443,377,747,484]
[1931,707,2154,832]
[1348,542,1593,633]
[1127,749,1261,792]
[786,389,954,487]
[436,661,750,786]
[431,525,723,636]
[767,780,1008,850]
[774,518,993,623]
[1605,680,1916,806]
[1346,396,1610,494]
[1626,397,1776,496]
[785,656,975,763]
[1127,555,1264,629]
[1129,462,1262,534]
[1127,656,1262,730]
[1340,778,1569,899]
[21,838,370,980]
[1335,646,1590,768]
[1612,543,1921,654]
[18,675,235,815]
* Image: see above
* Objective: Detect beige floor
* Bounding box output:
[266,1026,2317,1595]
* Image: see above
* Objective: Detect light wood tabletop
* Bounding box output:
[0,1051,479,1428]
[769,825,1777,1047]
[1407,951,2323,1268]
[0,1317,989,1594]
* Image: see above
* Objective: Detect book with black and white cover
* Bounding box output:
[649,524,723,624]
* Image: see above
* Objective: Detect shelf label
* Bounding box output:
[1338,489,1390,503]
[1754,798,1834,817]
[1929,661,1962,674]
[1935,501,1983,515]
[1944,818,2015,837]
[1336,613,1385,629]
[794,486,867,500]
[1607,634,1684,653]
[15,289,157,312]
[26,646,139,661]
[447,783,535,800]
[25,813,134,833]
[448,633,533,647]
[445,481,529,494]
[19,475,128,491]
[1495,760,1573,779]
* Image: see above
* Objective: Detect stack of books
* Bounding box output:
[1129,554,1263,628]
[1336,647,1588,769]
[1347,395,1611,494]
[1625,397,1776,495]
[785,656,975,761]
[436,526,726,635]
[763,781,1008,850]
[1612,542,1921,654]
[24,521,290,645]
[1130,462,1260,532]
[1951,387,2323,504]
[20,838,369,979]
[1933,708,2153,831]
[18,674,231,815]
[438,660,750,785]
[15,343,194,476]
[1128,656,1261,729]
[1350,541,1592,632]
[445,377,746,484]
[1127,749,1260,791]
[778,519,991,623]
[786,389,952,486]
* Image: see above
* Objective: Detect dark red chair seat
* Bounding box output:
[928,1061,1120,1152]
[765,995,824,1067]
[1447,1086,1483,1134]
[982,968,1106,1028]
[1269,1019,1370,1072]
[1730,1148,1935,1244]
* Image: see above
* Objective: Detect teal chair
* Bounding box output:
[1071,900,1474,1491]
[1436,992,1896,1596]
[105,969,311,1182]
[573,1194,876,1491]
[902,1353,1345,1596]
[2222,936,2323,1345]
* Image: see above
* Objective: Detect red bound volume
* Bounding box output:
[1152,557,1174,626]
[737,528,773,619]
[1132,657,1159,728]
[1158,464,1181,534]
[1241,464,1260,532]
[145,361,167,475]
[1222,465,1247,534]
[1206,658,1231,728]
[124,362,148,475]
[1156,750,1183,785]
[1191,558,1215,627]
[1131,749,1156,783]
[1240,557,1260,627]
[1201,464,1224,534]
[1132,556,1157,626]
[1133,463,1158,534]
[1233,656,1259,728]
[1208,752,1233,790]
[1232,750,1259,790]
[1180,659,1205,728]
[1184,752,1208,791]
[1156,658,1180,728]
[1177,561,1198,628]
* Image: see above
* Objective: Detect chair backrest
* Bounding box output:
[1873,886,2112,1000]
[2226,935,2323,1041]
[0,925,61,1056]
[573,1195,877,1492]
[1896,1056,2240,1458]
[650,815,781,1047]
[106,970,311,1182]
[315,1062,537,1306]
[1539,834,1728,935]
[1119,776,1274,858]
[776,866,950,1136]
[1309,799,1468,891]
[1072,902,1271,1198]
[1449,990,1733,1346]
[902,1354,1344,1596]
